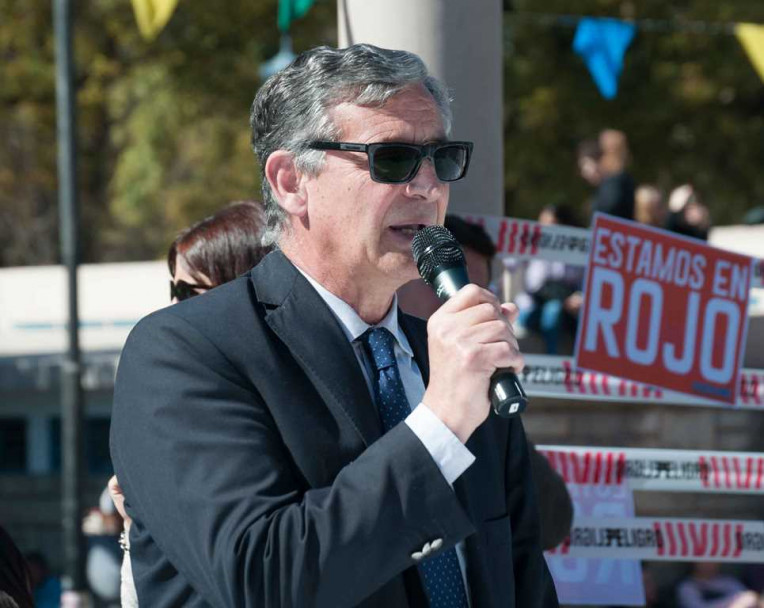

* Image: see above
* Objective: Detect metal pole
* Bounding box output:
[53,0,86,596]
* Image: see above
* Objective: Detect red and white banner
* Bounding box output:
[521,354,764,410]
[575,214,753,405]
[546,484,645,606]
[455,212,764,289]
[547,517,764,563]
[459,213,591,263]
[537,446,764,494]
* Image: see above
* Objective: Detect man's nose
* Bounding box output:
[404,159,443,199]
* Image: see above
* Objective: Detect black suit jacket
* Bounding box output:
[110,251,558,607]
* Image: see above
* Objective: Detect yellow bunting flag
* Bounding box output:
[735,23,764,83]
[131,0,180,41]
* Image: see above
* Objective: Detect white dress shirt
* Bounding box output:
[296,267,475,599]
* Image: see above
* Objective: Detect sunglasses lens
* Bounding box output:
[371,146,420,183]
[171,281,199,302]
[434,145,469,181]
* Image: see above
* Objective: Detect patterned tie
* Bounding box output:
[360,327,469,608]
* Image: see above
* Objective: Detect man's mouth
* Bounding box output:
[389,224,427,236]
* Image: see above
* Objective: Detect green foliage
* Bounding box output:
[0,0,761,266]
[0,0,336,266]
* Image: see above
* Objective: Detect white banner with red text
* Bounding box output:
[537,446,764,494]
[546,517,764,562]
[455,212,764,290]
[521,354,764,410]
[545,483,645,605]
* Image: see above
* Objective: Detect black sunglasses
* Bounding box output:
[170,280,210,302]
[308,140,473,184]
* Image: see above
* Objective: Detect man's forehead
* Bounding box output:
[328,86,446,143]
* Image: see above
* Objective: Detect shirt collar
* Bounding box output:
[295,266,414,357]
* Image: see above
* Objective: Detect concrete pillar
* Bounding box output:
[338,0,504,217]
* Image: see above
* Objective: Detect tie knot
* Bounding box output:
[360,327,397,371]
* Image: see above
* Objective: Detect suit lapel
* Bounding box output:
[251,251,382,448]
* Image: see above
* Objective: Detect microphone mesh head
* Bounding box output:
[411,225,465,285]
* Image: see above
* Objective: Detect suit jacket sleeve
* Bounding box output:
[505,418,560,606]
[110,310,474,608]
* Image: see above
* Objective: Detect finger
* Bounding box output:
[437,284,497,314]
[450,301,505,327]
[480,341,525,372]
[500,302,519,323]
[108,476,123,496]
[467,319,518,347]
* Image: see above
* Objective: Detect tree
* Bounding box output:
[0,0,336,266]
[1,0,762,267]
[504,0,764,225]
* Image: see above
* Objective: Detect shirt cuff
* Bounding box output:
[405,403,476,485]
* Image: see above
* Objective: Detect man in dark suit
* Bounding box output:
[110,44,558,607]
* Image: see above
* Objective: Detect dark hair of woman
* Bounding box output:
[167,201,271,287]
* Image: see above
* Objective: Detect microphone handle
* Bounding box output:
[431,266,529,418]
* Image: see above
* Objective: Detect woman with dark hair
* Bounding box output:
[168,200,271,302]
[108,200,270,606]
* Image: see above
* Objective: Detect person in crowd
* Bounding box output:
[634,185,667,228]
[677,562,760,608]
[0,525,33,608]
[111,44,557,607]
[168,200,270,302]
[577,138,602,192]
[515,205,585,355]
[82,487,122,607]
[108,199,270,606]
[666,184,711,241]
[742,207,764,225]
[577,130,635,220]
[24,552,61,608]
[398,214,574,550]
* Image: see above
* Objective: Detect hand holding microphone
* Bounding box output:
[412,226,528,442]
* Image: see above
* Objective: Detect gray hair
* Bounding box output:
[249,44,452,247]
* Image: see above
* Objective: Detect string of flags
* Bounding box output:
[127,4,764,98]
[573,18,636,100]
[511,13,764,99]
[130,0,179,41]
[129,0,316,44]
[129,0,316,78]
[736,23,764,83]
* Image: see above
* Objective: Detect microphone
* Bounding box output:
[412,225,528,418]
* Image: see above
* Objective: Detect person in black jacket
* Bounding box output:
[578,130,635,221]
[111,44,558,607]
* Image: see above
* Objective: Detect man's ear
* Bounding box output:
[264,150,308,217]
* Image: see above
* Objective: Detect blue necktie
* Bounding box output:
[360,327,469,608]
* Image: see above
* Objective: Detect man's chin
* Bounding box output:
[379,252,420,285]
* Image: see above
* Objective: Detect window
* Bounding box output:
[0,418,27,472]
[49,417,113,475]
